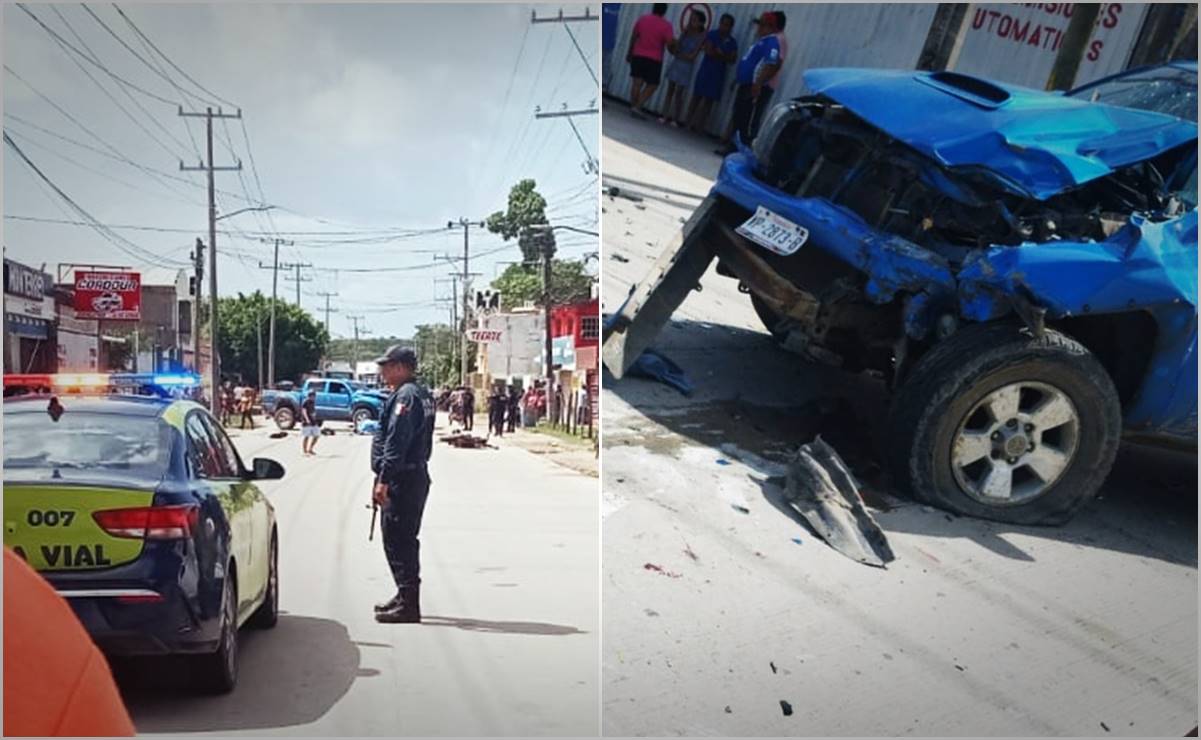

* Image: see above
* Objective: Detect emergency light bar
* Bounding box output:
[3,373,201,393]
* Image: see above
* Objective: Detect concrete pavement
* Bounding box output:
[600,101,1198,737]
[120,413,599,736]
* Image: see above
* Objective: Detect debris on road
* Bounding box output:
[268,431,288,439]
[626,348,694,395]
[770,661,777,674]
[606,184,644,202]
[724,705,732,714]
[730,504,750,515]
[791,538,803,545]
[780,700,793,717]
[683,544,699,561]
[610,252,630,263]
[643,563,682,578]
[782,436,895,567]
[715,458,731,466]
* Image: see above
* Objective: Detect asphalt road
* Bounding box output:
[119,414,599,736]
[600,102,1198,737]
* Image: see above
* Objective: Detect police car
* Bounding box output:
[3,373,284,694]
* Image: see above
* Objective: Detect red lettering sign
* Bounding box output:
[74,271,141,320]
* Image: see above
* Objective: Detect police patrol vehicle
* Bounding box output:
[3,372,285,693]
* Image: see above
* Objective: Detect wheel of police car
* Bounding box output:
[274,406,296,430]
[194,569,238,694]
[888,322,1121,525]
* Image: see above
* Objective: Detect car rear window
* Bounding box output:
[4,410,174,477]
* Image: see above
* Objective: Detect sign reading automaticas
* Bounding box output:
[74,271,142,320]
[467,329,503,343]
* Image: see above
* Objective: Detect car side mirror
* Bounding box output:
[252,457,285,480]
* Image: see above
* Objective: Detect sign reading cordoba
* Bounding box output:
[74,270,141,320]
[467,329,503,343]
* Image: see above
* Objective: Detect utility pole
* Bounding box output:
[315,291,339,333]
[258,238,294,388]
[446,219,486,387]
[1046,4,1103,90]
[189,238,204,372]
[180,106,242,417]
[256,310,264,390]
[282,262,313,306]
[535,106,599,174]
[347,315,369,369]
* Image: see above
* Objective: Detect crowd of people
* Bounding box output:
[218,381,259,429]
[432,380,590,438]
[621,4,789,154]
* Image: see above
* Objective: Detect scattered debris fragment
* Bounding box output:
[724,706,732,714]
[644,608,660,617]
[1100,722,1110,732]
[791,538,803,545]
[780,700,793,717]
[730,504,750,515]
[954,664,965,672]
[606,185,644,202]
[769,661,777,674]
[321,428,335,436]
[715,458,731,466]
[634,203,647,210]
[626,348,694,395]
[781,436,895,567]
[268,431,288,439]
[643,563,682,578]
[610,252,630,263]
[683,544,699,561]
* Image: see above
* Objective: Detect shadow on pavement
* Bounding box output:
[422,615,586,636]
[606,316,1197,568]
[117,614,359,732]
[602,98,728,185]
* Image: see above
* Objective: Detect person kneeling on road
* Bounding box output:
[371,345,435,623]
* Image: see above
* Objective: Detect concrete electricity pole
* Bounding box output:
[316,291,339,333]
[258,238,294,388]
[189,237,204,371]
[348,315,370,369]
[447,218,486,387]
[179,106,242,417]
[283,262,313,306]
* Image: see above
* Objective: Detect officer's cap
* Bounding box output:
[374,344,417,368]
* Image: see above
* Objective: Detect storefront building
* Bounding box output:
[4,258,57,374]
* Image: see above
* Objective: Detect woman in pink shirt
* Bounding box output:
[625,3,676,119]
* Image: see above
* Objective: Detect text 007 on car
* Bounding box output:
[2,373,285,694]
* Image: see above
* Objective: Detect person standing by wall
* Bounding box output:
[659,9,707,127]
[687,13,738,133]
[719,11,787,155]
[463,386,475,432]
[626,4,676,119]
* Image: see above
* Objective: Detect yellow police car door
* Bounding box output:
[204,415,270,609]
[184,412,255,620]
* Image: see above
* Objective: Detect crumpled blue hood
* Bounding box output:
[803,68,1198,201]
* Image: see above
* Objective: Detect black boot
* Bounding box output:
[375,585,420,623]
[374,592,401,613]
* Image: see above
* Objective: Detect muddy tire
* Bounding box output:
[887,322,1121,526]
[352,406,376,427]
[274,406,296,431]
[193,570,238,694]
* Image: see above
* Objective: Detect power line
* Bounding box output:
[3,132,187,269]
[16,3,178,106]
[112,3,240,108]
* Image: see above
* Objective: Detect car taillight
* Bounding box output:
[93,505,199,540]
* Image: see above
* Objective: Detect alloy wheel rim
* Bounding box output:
[950,380,1080,506]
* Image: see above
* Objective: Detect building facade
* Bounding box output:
[4,258,57,374]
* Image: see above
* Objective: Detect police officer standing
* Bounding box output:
[370,346,435,623]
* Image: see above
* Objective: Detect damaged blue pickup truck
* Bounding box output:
[604,62,1197,525]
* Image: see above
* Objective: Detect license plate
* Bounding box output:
[735,206,809,256]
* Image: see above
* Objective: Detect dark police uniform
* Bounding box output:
[371,379,431,618]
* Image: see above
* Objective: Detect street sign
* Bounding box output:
[467,329,503,343]
[74,271,142,320]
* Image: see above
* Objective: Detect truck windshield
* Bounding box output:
[4,411,174,476]
[1068,66,1198,122]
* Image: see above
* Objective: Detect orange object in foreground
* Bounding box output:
[3,548,135,737]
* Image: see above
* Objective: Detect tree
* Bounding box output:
[491,259,593,310]
[217,291,328,385]
[412,323,464,387]
[486,178,557,263]
[326,336,411,364]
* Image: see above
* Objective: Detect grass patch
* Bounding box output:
[528,421,595,447]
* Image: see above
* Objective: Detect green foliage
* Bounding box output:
[486,178,557,263]
[490,260,593,310]
[217,291,327,385]
[412,323,467,387]
[325,336,411,363]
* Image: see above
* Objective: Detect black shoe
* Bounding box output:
[375,586,420,623]
[374,593,401,613]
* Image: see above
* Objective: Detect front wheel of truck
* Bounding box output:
[887,322,1121,526]
[274,406,296,431]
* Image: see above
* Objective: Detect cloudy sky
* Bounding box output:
[3,2,599,339]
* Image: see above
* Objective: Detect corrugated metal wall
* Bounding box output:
[604,3,941,136]
[603,3,1153,138]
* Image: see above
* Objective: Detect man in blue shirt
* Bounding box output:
[719,11,787,155]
